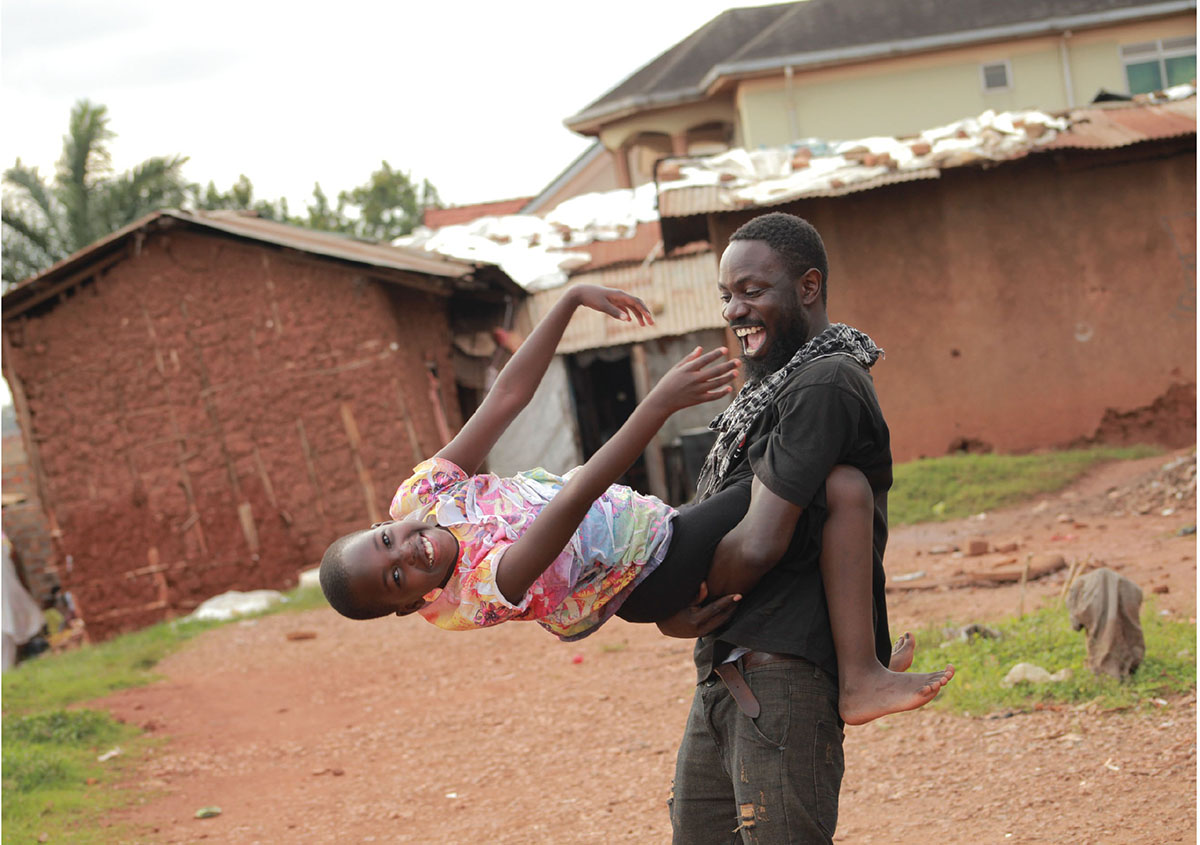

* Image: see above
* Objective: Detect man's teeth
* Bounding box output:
[420,536,434,568]
[734,326,762,338]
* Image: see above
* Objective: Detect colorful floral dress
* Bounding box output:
[390,457,676,641]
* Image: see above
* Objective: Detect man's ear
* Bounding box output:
[799,268,824,306]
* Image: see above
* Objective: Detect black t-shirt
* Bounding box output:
[693,354,893,681]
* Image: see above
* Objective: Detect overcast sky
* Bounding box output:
[0,0,755,407]
[1,0,749,209]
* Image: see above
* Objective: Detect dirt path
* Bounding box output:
[96,451,1196,844]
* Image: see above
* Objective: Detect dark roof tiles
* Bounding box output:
[568,0,1191,128]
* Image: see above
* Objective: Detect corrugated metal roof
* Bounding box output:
[3,209,521,319]
[659,168,942,218]
[658,97,1195,218]
[528,250,720,353]
[1048,97,1197,149]
[184,210,476,279]
[422,197,534,229]
[572,220,663,272]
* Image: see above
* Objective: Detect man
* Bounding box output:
[659,212,894,843]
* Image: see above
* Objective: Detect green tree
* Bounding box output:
[2,100,190,288]
[188,174,291,222]
[192,165,441,242]
[302,183,352,234]
[336,161,442,241]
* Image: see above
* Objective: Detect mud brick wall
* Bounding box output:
[2,432,56,603]
[708,146,1197,461]
[3,228,464,638]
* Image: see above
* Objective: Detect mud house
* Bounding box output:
[425,94,1195,499]
[654,95,1197,460]
[1,210,522,638]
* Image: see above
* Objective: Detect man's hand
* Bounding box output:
[655,582,741,639]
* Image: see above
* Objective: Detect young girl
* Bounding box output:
[320,284,952,724]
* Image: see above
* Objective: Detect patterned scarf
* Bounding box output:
[693,323,883,501]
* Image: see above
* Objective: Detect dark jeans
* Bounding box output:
[670,656,844,844]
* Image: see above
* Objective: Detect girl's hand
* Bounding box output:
[646,347,738,414]
[570,284,653,326]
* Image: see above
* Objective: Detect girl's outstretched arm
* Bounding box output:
[495,347,738,605]
[435,284,652,475]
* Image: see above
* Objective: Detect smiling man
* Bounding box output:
[660,212,895,844]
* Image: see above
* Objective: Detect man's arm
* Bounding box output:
[704,475,802,597]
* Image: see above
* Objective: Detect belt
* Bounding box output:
[712,651,806,718]
[741,650,804,670]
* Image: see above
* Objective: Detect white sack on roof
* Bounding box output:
[543,182,658,241]
[399,216,586,292]
[659,102,1092,209]
[397,183,657,292]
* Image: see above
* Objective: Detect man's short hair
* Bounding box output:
[730,212,829,304]
[319,530,387,620]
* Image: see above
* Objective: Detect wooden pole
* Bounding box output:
[252,444,291,525]
[296,418,331,537]
[630,342,669,501]
[340,402,383,525]
[394,381,425,467]
[426,364,453,446]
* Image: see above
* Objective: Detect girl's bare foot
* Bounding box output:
[889,631,915,672]
[839,662,955,726]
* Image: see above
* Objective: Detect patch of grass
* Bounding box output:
[3,584,328,716]
[910,602,1196,716]
[1,709,144,842]
[1,581,329,841]
[2,615,223,717]
[890,445,1161,526]
[4,709,125,747]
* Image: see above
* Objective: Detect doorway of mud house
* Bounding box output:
[565,347,650,494]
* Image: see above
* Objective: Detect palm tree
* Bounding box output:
[2,100,190,289]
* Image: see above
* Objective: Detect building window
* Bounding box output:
[981,61,1012,91]
[1121,37,1196,94]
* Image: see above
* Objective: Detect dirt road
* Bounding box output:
[98,451,1197,844]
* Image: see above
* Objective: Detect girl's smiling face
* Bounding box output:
[342,519,458,616]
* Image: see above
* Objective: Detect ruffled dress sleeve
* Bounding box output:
[390,457,467,522]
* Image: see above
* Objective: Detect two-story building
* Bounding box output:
[536,0,1194,206]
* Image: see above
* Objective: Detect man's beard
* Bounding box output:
[743,309,810,382]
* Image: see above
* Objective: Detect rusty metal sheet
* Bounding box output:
[186,210,475,278]
[658,98,1195,218]
[3,208,504,320]
[658,168,941,217]
[1050,99,1197,150]
[527,250,720,354]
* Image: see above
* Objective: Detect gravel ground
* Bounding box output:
[94,450,1196,844]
